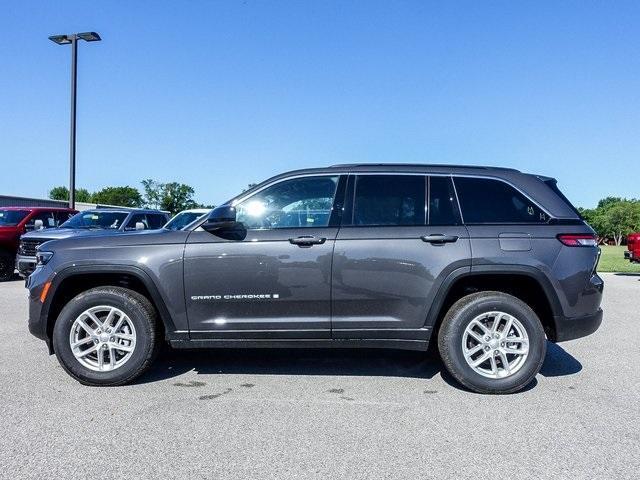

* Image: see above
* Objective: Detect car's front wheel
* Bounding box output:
[438,291,546,394]
[53,286,160,386]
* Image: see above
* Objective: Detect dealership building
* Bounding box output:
[0,195,121,211]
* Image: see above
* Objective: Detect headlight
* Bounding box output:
[35,251,54,266]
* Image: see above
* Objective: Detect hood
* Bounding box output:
[37,228,189,252]
[20,227,122,242]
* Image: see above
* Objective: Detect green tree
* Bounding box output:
[48,186,92,203]
[92,186,143,208]
[141,179,200,214]
[602,201,640,246]
[582,198,640,245]
[141,179,163,209]
[160,182,198,214]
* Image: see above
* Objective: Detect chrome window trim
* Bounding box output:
[193,169,554,230]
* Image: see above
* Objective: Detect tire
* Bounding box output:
[53,286,160,386]
[438,291,546,394]
[0,251,14,281]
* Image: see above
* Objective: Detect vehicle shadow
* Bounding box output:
[135,340,582,387]
[539,342,582,377]
[613,272,640,277]
[136,347,444,385]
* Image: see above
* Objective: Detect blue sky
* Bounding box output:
[1,1,638,208]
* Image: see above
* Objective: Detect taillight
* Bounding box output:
[557,234,598,247]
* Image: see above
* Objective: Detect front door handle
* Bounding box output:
[421,234,459,244]
[289,236,327,247]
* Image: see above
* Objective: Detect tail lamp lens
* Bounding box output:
[557,234,597,247]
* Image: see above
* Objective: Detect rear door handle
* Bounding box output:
[421,234,459,244]
[289,236,327,247]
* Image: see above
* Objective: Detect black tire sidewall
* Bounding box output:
[439,293,546,394]
[53,288,156,385]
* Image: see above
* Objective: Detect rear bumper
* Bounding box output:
[550,272,604,342]
[553,308,603,342]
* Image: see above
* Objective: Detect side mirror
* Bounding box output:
[135,221,146,230]
[202,205,239,233]
[34,219,44,230]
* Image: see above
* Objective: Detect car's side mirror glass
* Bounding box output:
[34,219,44,230]
[202,205,241,234]
[135,221,146,230]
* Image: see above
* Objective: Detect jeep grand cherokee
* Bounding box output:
[26,165,603,393]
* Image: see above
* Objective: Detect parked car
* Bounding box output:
[164,208,210,230]
[0,207,77,281]
[26,164,603,393]
[625,233,640,263]
[17,208,169,277]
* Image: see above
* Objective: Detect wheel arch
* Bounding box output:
[42,265,177,350]
[426,265,563,342]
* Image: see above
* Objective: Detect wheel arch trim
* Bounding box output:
[424,264,563,328]
[42,264,177,343]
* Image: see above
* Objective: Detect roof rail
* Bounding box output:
[328,163,520,171]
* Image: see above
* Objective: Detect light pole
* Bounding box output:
[49,32,101,209]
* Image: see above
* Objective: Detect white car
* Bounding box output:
[163,208,210,230]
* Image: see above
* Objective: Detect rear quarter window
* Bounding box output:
[454,177,549,224]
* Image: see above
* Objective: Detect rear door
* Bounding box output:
[331,174,471,340]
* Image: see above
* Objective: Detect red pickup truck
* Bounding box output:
[625,232,640,263]
[0,207,77,280]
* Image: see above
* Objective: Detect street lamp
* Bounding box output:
[49,32,101,209]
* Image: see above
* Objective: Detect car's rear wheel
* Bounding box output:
[53,286,160,386]
[438,291,546,394]
[0,251,14,281]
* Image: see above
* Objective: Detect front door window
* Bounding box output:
[235,176,339,230]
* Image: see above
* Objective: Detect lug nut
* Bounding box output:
[484,346,490,351]
[103,344,108,349]
[484,336,490,341]
[96,329,101,334]
[110,336,115,342]
[501,342,505,347]
[93,339,98,345]
[494,333,500,339]
[494,350,499,355]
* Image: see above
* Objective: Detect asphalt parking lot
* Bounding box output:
[1,273,638,479]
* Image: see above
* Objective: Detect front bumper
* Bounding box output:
[16,254,36,278]
[26,265,55,353]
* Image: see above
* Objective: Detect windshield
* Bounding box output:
[61,211,129,230]
[164,211,208,230]
[0,210,29,226]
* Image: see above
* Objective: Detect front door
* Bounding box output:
[184,174,345,339]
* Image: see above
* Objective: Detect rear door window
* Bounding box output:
[454,177,549,224]
[146,214,166,229]
[54,211,75,226]
[351,175,426,226]
[428,176,461,225]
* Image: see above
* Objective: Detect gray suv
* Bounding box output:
[26,165,603,393]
